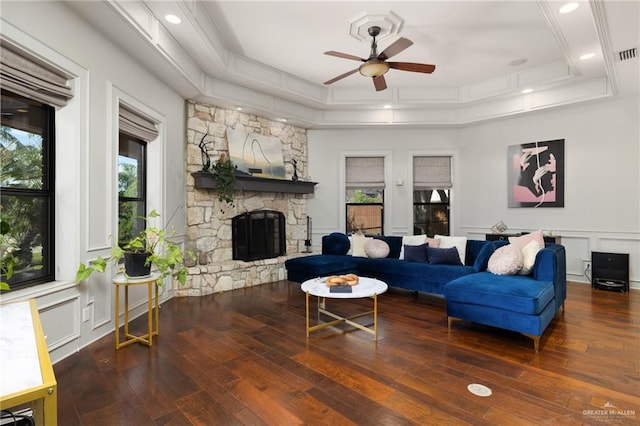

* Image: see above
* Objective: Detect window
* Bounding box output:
[413,156,451,237]
[1,90,55,289]
[345,157,384,235]
[117,104,157,248]
[118,133,146,247]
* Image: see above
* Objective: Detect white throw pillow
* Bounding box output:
[519,240,541,275]
[488,245,524,275]
[435,235,468,265]
[399,235,427,259]
[351,233,371,257]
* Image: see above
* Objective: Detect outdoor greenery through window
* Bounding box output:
[1,90,55,290]
[345,156,385,235]
[412,156,452,237]
[118,133,146,248]
[346,189,384,235]
[413,190,450,237]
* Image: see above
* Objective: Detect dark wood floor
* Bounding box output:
[55,281,640,425]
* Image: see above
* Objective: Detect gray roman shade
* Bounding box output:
[346,157,385,189]
[119,105,158,142]
[0,40,73,108]
[413,156,452,190]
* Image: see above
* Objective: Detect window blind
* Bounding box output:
[0,40,73,108]
[119,105,158,142]
[346,157,385,189]
[413,156,452,190]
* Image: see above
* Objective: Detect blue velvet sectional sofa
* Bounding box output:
[285,232,566,351]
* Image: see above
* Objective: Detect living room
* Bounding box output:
[0,1,638,424]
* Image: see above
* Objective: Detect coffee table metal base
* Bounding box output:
[305,292,380,339]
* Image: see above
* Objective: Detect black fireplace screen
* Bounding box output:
[232,210,286,261]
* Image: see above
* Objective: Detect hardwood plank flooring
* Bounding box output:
[55,282,640,425]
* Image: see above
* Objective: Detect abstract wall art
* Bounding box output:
[227,128,286,179]
[508,139,564,208]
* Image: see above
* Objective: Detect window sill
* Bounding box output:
[0,280,77,304]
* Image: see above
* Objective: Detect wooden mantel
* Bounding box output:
[192,171,317,194]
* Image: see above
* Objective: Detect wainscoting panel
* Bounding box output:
[36,285,80,363]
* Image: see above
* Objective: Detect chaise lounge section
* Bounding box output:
[285,232,566,351]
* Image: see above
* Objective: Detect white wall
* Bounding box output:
[308,95,640,288]
[0,2,186,362]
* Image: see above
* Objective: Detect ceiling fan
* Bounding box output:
[323,26,436,91]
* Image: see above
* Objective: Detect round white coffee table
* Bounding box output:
[301,276,388,340]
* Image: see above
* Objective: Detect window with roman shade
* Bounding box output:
[345,157,385,190]
[413,156,452,190]
[345,156,385,235]
[412,156,451,237]
[0,38,70,290]
[118,105,158,142]
[118,104,155,247]
[0,39,73,108]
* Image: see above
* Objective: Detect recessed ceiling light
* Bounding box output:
[559,3,579,14]
[236,107,243,111]
[508,58,528,67]
[279,118,287,122]
[579,53,595,60]
[165,14,182,24]
[521,88,533,94]
[383,104,392,109]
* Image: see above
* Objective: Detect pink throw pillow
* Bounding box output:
[508,230,544,250]
[488,245,524,275]
[426,238,441,248]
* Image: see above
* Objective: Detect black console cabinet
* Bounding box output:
[592,251,629,293]
[485,233,560,244]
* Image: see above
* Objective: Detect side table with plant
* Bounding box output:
[75,210,192,285]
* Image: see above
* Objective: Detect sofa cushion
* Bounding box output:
[373,235,402,259]
[351,233,370,257]
[427,246,462,265]
[435,235,467,264]
[321,233,350,255]
[399,235,427,259]
[519,240,541,275]
[473,242,496,272]
[404,243,428,263]
[509,230,544,250]
[365,238,390,259]
[445,272,555,315]
[488,245,524,275]
[285,254,358,277]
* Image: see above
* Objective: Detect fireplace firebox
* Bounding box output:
[232,210,286,261]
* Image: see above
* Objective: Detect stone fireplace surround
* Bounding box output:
[178,101,309,297]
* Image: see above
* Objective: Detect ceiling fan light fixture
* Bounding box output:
[359,59,389,77]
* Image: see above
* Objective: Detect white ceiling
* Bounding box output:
[65,0,639,127]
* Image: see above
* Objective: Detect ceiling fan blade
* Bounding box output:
[388,62,436,74]
[373,75,387,91]
[324,51,366,62]
[324,68,359,85]
[378,37,413,60]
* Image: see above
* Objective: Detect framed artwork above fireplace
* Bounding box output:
[227,128,286,179]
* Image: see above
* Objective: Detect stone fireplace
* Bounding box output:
[177,101,310,297]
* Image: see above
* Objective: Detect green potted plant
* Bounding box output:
[75,210,191,285]
[211,152,237,206]
[0,219,18,290]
